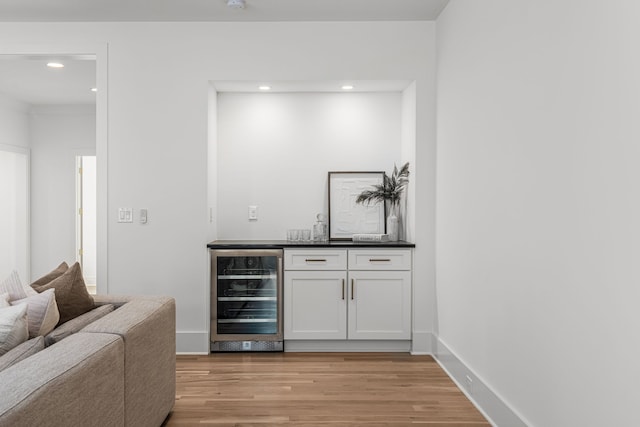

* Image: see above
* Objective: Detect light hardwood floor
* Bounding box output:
[164,353,490,426]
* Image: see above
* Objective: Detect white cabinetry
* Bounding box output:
[284,248,412,346]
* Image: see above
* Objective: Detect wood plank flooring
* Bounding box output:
[164,353,490,426]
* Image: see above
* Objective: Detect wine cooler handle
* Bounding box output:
[351,279,355,300]
[342,279,345,300]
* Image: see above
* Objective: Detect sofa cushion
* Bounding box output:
[32,263,94,325]
[0,304,28,356]
[11,289,60,338]
[0,332,125,427]
[30,262,69,289]
[0,336,44,373]
[45,304,114,347]
[1,271,36,302]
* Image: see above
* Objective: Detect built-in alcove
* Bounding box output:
[207,81,416,242]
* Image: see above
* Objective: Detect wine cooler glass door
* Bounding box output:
[211,249,283,342]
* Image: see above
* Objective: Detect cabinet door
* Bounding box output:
[348,271,411,340]
[284,271,347,340]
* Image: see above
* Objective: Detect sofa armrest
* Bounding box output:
[0,333,125,427]
[82,296,176,427]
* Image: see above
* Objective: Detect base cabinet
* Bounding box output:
[284,270,347,339]
[348,270,411,340]
[284,249,412,342]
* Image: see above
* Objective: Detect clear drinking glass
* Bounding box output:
[301,229,311,241]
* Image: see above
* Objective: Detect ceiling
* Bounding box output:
[0,0,450,22]
[0,0,448,106]
[0,55,96,105]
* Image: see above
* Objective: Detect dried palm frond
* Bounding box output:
[356,162,410,208]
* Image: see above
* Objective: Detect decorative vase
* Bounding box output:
[387,204,399,242]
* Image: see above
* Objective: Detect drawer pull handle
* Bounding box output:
[342,279,345,300]
[351,279,355,300]
[305,259,327,262]
[369,258,391,262]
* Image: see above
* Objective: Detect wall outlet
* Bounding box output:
[465,374,474,395]
[248,205,258,221]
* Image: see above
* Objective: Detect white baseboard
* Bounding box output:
[285,340,411,352]
[176,331,209,354]
[433,337,529,427]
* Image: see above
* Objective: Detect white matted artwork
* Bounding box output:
[328,172,386,240]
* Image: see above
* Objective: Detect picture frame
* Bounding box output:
[328,171,386,240]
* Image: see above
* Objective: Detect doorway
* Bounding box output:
[0,44,107,292]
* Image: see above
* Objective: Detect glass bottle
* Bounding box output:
[313,213,327,242]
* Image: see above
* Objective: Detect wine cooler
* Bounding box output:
[210,249,283,352]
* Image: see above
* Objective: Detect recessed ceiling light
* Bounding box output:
[91,87,97,92]
[47,62,64,68]
[258,85,271,91]
[341,85,354,90]
[227,0,245,9]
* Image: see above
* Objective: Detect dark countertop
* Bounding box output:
[207,240,415,249]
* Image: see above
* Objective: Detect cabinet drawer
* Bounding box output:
[348,249,411,270]
[285,249,347,270]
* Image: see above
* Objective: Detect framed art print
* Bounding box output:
[328,171,386,240]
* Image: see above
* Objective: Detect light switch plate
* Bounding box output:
[118,208,133,223]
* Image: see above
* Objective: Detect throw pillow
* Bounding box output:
[30,261,69,289]
[0,270,36,301]
[10,288,60,337]
[0,304,29,356]
[44,304,114,347]
[32,262,94,325]
[0,293,9,308]
[0,336,45,373]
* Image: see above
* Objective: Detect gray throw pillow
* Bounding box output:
[30,262,69,288]
[32,262,94,325]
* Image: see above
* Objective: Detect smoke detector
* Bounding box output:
[227,0,245,9]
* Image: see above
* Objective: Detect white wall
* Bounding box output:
[217,92,403,239]
[0,21,436,353]
[0,94,30,282]
[437,1,640,426]
[0,93,29,149]
[29,105,95,279]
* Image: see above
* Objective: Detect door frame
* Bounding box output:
[0,43,109,293]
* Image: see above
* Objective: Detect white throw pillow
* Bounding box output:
[0,270,37,301]
[11,289,60,337]
[0,293,9,308]
[0,303,29,356]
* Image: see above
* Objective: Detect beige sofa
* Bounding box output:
[0,295,176,427]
